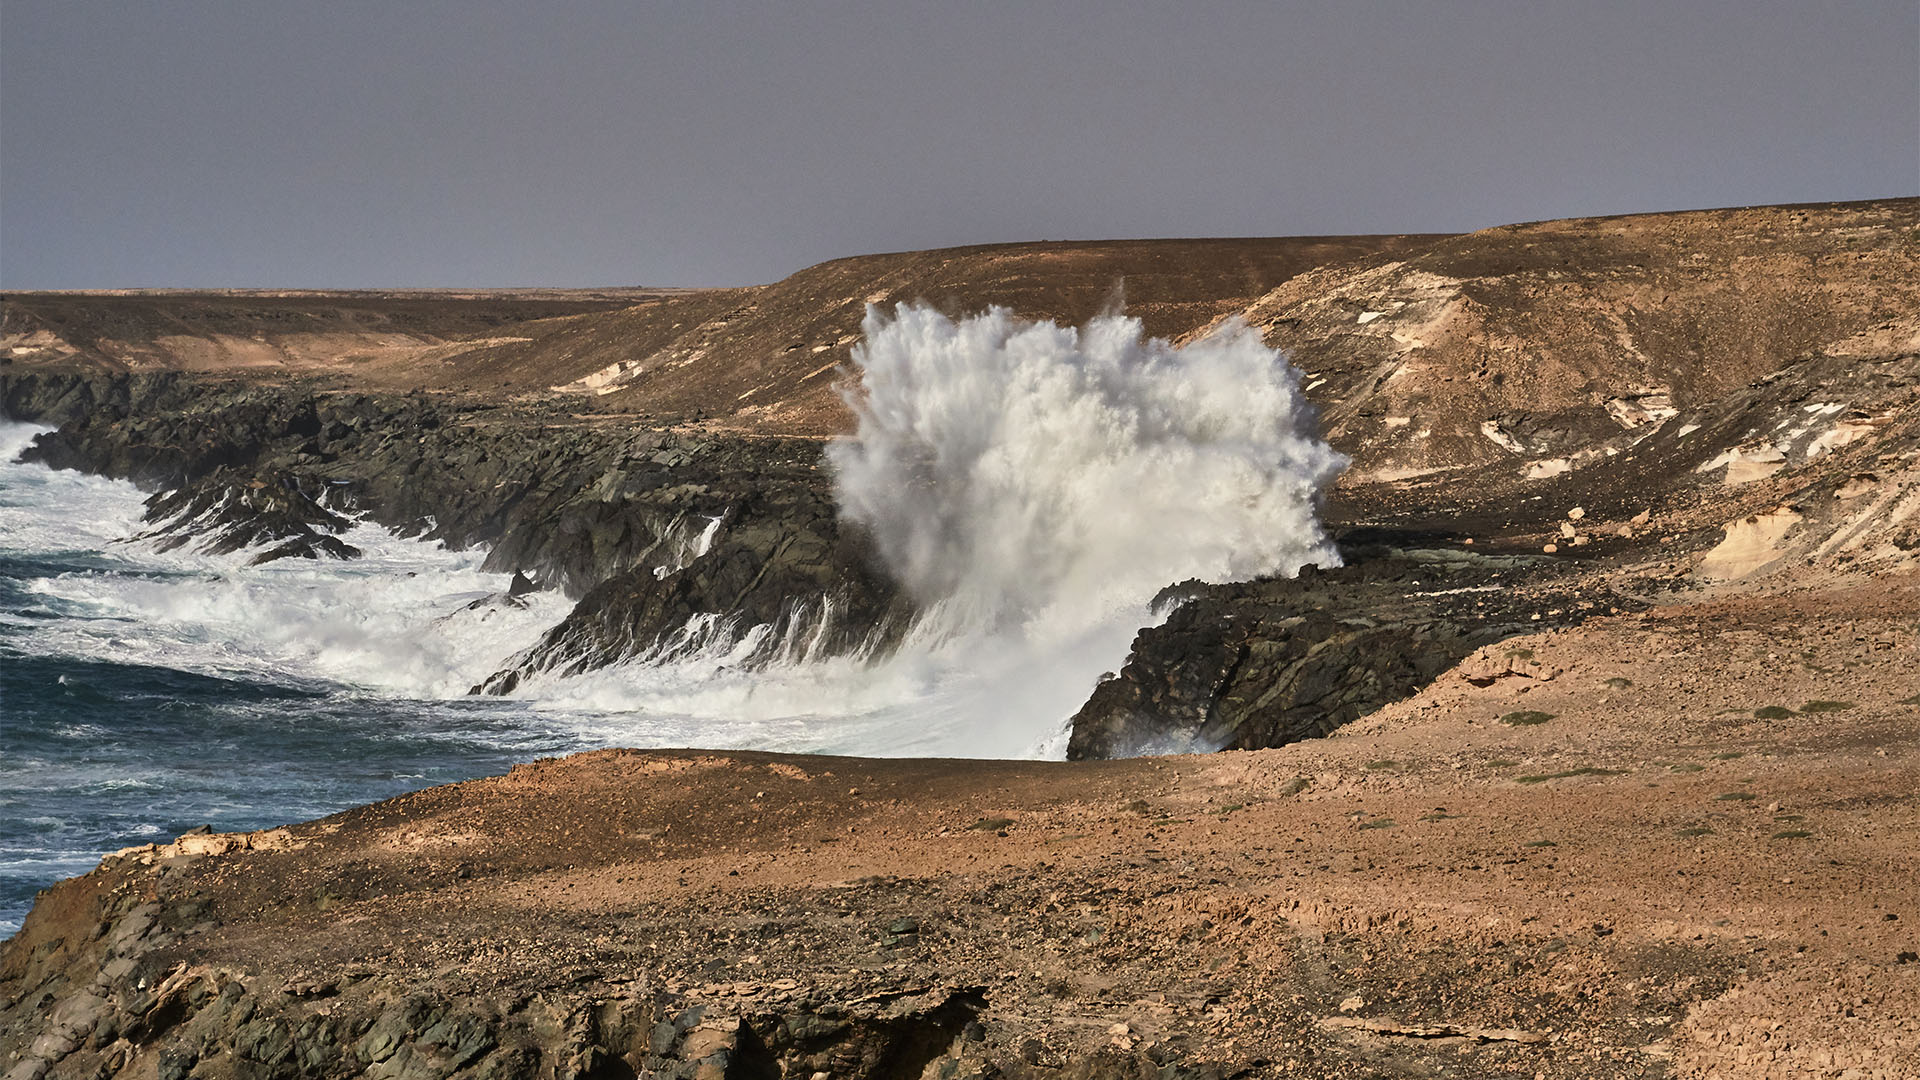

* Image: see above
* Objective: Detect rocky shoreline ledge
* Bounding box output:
[0,372,907,692]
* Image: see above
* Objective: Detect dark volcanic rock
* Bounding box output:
[476,485,908,692]
[0,371,908,679]
[135,470,361,564]
[1065,549,1637,759]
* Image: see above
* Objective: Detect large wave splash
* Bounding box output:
[829,303,1346,653]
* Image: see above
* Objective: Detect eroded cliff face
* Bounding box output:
[0,373,906,685]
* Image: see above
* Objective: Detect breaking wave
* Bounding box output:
[832,303,1345,649]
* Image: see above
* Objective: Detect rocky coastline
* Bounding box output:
[6,199,1920,1076]
[0,368,1641,757]
[0,372,907,688]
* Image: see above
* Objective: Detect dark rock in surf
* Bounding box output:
[472,491,908,691]
[135,469,361,564]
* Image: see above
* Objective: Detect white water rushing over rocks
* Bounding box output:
[833,303,1344,648]
[5,306,1344,758]
[0,425,575,698]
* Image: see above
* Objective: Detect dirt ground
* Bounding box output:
[15,567,1912,1078]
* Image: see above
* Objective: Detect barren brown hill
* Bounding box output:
[399,235,1439,432]
[1243,199,1920,484]
[2,237,1436,429]
[0,292,666,376]
[9,201,1911,470]
[340,199,1920,451]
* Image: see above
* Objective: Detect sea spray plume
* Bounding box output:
[828,303,1347,650]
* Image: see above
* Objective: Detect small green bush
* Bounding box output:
[1800,700,1855,713]
[1517,767,1624,784]
[1499,710,1556,726]
[1753,706,1795,720]
[1771,830,1813,840]
[1715,792,1757,802]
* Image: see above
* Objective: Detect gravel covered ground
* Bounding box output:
[7,570,1916,1079]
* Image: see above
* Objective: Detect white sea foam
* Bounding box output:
[832,304,1344,647]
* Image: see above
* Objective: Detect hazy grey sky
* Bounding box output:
[3,1,1915,288]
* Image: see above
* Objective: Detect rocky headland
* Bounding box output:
[4,199,1919,1076]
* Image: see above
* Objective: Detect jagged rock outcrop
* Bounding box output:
[1064,549,1643,759]
[476,486,910,692]
[0,848,1000,1080]
[134,470,362,564]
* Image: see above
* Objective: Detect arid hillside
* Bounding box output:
[358,235,1442,432]
[1246,200,1919,484]
[0,291,660,376]
[3,236,1435,432]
